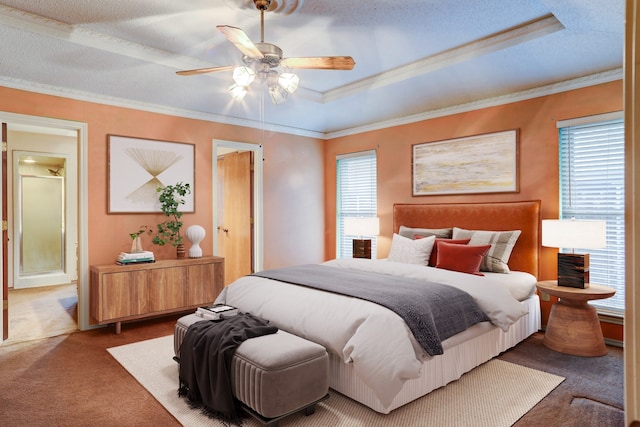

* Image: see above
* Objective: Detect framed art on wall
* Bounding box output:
[108,135,195,213]
[412,129,518,196]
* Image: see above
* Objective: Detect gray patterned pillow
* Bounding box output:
[452,227,521,273]
[398,225,452,240]
[387,233,436,265]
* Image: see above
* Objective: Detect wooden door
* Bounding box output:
[219,151,252,285]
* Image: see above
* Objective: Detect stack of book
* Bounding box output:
[196,304,239,320]
[116,251,155,265]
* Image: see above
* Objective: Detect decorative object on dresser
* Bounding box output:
[116,250,155,265]
[185,224,206,258]
[344,216,379,259]
[536,280,615,356]
[90,256,224,334]
[541,219,607,288]
[129,225,152,253]
[153,182,191,258]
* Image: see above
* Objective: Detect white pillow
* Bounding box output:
[387,233,436,265]
[452,227,521,273]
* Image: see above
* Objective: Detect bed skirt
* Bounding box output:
[328,294,541,414]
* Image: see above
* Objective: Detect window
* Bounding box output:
[558,114,625,314]
[336,150,377,258]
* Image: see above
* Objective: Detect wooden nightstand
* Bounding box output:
[536,280,615,357]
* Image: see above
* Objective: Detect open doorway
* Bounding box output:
[212,140,264,284]
[1,113,89,344]
[5,124,78,343]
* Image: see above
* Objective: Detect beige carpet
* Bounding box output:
[5,283,78,344]
[108,335,564,427]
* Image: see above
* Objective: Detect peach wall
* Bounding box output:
[0,86,325,269]
[324,81,623,340]
[324,80,623,281]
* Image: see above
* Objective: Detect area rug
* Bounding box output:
[108,335,564,427]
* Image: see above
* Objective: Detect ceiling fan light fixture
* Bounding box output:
[269,85,288,104]
[278,72,299,93]
[229,84,248,101]
[232,66,256,86]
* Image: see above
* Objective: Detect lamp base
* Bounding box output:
[557,253,590,288]
[352,239,372,259]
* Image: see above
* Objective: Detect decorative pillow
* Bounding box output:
[387,233,436,265]
[427,238,471,266]
[435,241,491,276]
[452,227,521,273]
[399,225,452,240]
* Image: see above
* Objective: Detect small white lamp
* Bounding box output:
[542,219,607,288]
[344,217,380,259]
[185,225,206,258]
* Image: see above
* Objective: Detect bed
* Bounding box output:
[215,200,542,414]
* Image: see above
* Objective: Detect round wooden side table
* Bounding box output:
[536,280,615,357]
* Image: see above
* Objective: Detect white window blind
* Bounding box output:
[559,118,625,313]
[336,151,377,258]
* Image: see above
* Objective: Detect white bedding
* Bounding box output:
[215,258,531,410]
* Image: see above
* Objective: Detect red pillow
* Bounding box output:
[435,241,491,276]
[427,238,471,266]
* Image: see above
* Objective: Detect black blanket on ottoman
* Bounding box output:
[178,313,278,421]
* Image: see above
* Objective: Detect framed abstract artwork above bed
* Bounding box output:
[412,129,519,196]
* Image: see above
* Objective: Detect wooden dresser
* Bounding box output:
[90,256,224,333]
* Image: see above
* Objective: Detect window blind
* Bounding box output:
[559,118,625,313]
[336,151,377,258]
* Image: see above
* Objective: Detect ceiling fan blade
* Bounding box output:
[176,65,234,76]
[280,56,355,70]
[217,25,264,58]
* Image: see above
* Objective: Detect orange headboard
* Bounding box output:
[393,200,541,277]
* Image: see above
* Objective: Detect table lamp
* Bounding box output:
[344,217,380,259]
[542,219,607,288]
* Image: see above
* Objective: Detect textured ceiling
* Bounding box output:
[0,0,625,137]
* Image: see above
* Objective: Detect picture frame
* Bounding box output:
[412,129,518,196]
[108,135,195,213]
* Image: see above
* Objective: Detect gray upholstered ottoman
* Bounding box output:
[174,313,329,426]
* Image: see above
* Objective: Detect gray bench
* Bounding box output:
[174,313,329,426]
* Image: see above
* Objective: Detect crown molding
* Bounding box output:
[326,68,623,139]
[0,69,622,140]
[322,14,565,104]
[0,5,232,77]
[0,76,324,139]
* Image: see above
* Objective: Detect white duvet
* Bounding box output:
[215,258,530,409]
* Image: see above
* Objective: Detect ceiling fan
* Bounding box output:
[176,0,355,104]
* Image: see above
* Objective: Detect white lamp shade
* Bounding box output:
[542,219,607,249]
[344,217,380,237]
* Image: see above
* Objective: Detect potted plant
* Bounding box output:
[152,182,191,258]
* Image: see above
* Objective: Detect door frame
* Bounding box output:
[212,139,264,274]
[0,112,90,340]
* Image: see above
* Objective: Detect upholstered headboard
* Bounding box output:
[393,200,541,277]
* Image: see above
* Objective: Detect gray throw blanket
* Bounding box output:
[253,264,489,356]
[178,313,278,422]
